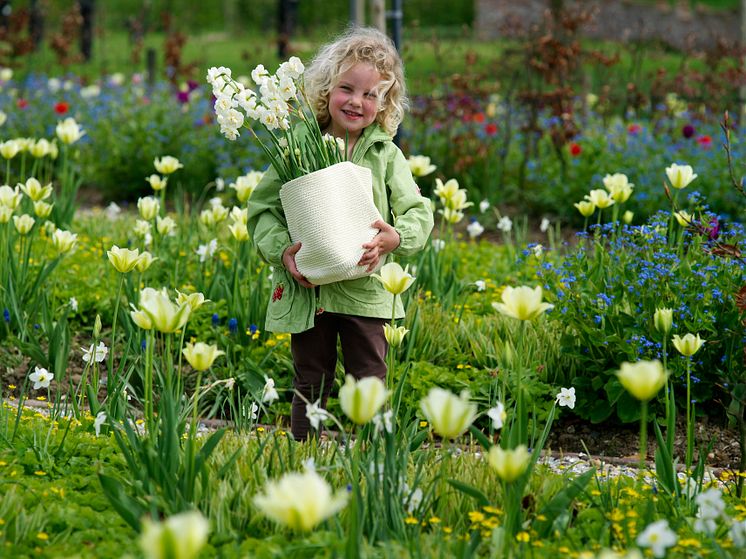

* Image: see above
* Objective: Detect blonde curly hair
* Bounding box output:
[304,26,408,137]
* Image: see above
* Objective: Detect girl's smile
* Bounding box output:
[328,62,382,144]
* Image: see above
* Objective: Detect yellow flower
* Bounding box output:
[420,387,477,439]
[488,445,531,482]
[438,207,464,224]
[672,333,704,357]
[338,375,389,425]
[665,163,697,189]
[107,245,142,273]
[13,214,35,235]
[492,285,553,321]
[154,155,183,175]
[253,469,348,531]
[182,342,224,371]
[139,511,209,559]
[383,323,409,348]
[373,262,415,295]
[156,216,177,236]
[585,189,615,209]
[175,291,209,311]
[29,138,52,158]
[574,200,595,217]
[623,210,634,224]
[50,229,78,254]
[0,184,21,209]
[407,155,436,177]
[55,117,85,144]
[20,177,53,201]
[616,360,667,401]
[653,308,673,335]
[433,178,460,203]
[0,139,20,159]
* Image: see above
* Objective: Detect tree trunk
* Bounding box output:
[371,0,385,33]
[80,0,95,61]
[29,0,44,50]
[277,0,298,59]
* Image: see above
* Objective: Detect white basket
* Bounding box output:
[280,161,384,285]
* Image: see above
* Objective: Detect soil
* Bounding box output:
[546,415,743,470]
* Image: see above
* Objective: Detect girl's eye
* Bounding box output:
[365,92,377,99]
[340,85,352,92]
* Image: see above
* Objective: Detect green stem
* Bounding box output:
[640,400,648,476]
[686,358,693,473]
[108,274,125,385]
[145,330,155,434]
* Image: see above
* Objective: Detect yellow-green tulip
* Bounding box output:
[175,291,209,311]
[672,333,704,357]
[0,205,12,223]
[20,177,53,201]
[136,287,191,334]
[139,510,209,559]
[653,308,673,335]
[0,184,21,209]
[338,375,389,425]
[373,262,415,295]
[154,155,183,175]
[29,138,51,158]
[420,387,477,439]
[623,210,634,224]
[33,200,53,219]
[145,174,168,191]
[156,216,176,236]
[13,214,35,235]
[407,155,436,177]
[383,323,409,348]
[0,139,19,159]
[107,245,142,273]
[492,285,553,321]
[228,221,249,241]
[674,211,692,227]
[586,189,615,209]
[50,229,77,254]
[617,360,667,402]
[488,445,531,482]
[253,469,348,531]
[574,200,595,217]
[229,171,263,203]
[182,341,224,371]
[134,251,157,273]
[438,207,464,224]
[55,118,85,145]
[665,163,697,190]
[603,173,634,203]
[138,196,160,221]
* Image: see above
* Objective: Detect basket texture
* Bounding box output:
[280,161,383,285]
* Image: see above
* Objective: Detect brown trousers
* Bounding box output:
[290,312,388,440]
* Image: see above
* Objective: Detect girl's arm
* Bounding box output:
[246,167,293,268]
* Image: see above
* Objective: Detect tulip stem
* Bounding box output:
[639,400,648,476]
[145,330,155,434]
[108,273,125,389]
[686,358,693,473]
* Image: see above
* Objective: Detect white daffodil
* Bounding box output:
[82,341,108,364]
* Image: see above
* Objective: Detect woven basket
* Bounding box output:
[280,161,384,285]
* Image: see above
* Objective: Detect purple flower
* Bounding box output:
[682,124,695,139]
[177,91,190,104]
[708,217,720,240]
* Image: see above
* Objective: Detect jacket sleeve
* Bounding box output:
[246,166,292,268]
[385,145,435,256]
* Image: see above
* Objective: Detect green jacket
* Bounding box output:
[247,123,434,334]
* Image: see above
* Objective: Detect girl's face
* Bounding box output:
[328,62,382,140]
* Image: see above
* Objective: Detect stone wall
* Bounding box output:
[476,0,740,51]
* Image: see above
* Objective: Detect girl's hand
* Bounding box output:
[359,219,400,272]
[283,242,315,288]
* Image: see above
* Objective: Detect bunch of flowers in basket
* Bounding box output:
[206,58,347,183]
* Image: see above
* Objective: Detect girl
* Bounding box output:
[247,26,434,440]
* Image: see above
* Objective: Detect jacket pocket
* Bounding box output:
[267,269,295,322]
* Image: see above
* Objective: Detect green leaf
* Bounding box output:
[653,422,676,495]
[98,473,145,532]
[446,478,490,508]
[533,469,595,538]
[468,425,492,451]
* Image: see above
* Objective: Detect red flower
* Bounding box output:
[271,283,285,302]
[16,98,28,109]
[627,123,641,135]
[54,101,69,115]
[472,112,485,124]
[485,122,498,136]
[569,142,582,156]
[696,135,712,149]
